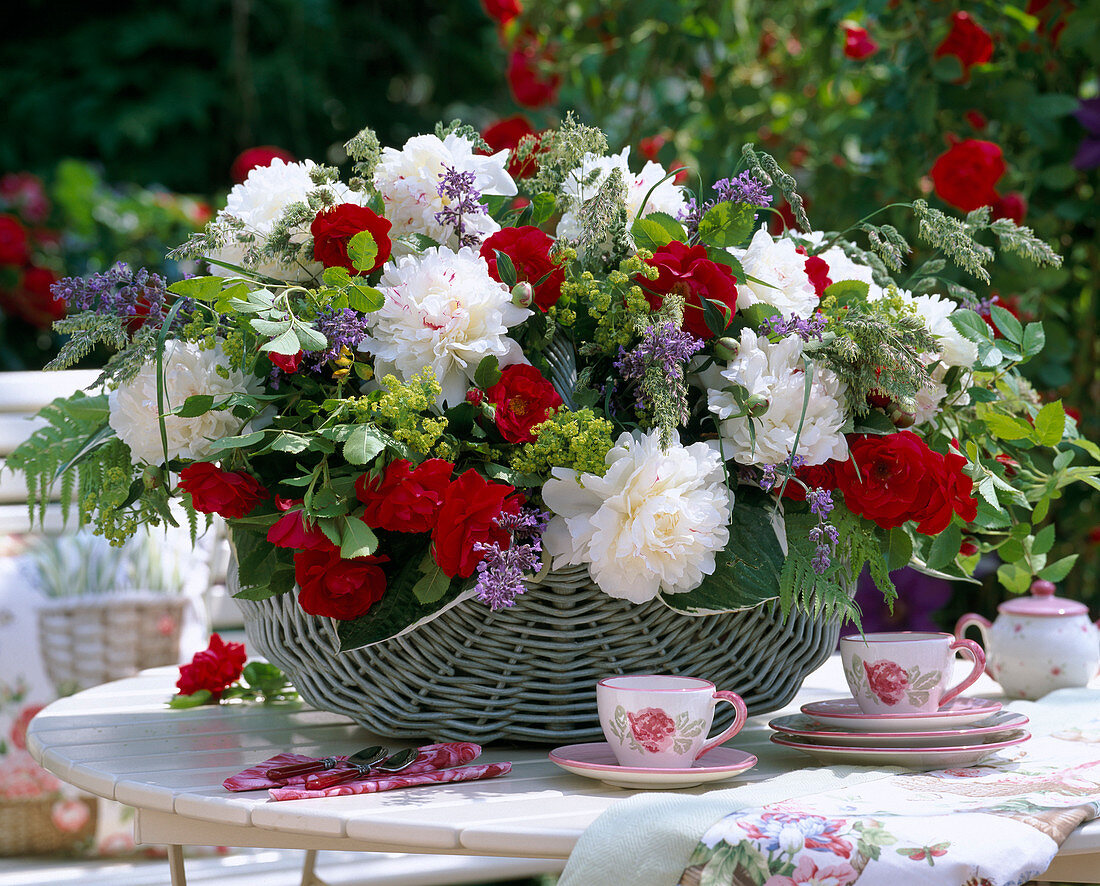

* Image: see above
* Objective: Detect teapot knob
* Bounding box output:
[1031,579,1057,598]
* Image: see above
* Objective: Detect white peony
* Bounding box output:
[912,358,971,426]
[359,246,531,406]
[556,147,686,242]
[206,159,360,283]
[373,133,517,248]
[869,288,979,368]
[705,328,848,467]
[542,430,732,604]
[109,340,260,465]
[732,227,818,318]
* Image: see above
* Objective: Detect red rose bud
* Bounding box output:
[465,389,485,407]
[639,133,669,162]
[992,191,1027,225]
[230,146,297,185]
[843,24,879,60]
[481,0,521,25]
[935,11,994,82]
[639,240,738,340]
[270,350,303,373]
[176,633,247,699]
[311,203,392,275]
[888,399,917,429]
[959,538,980,557]
[432,470,524,578]
[355,459,453,534]
[480,226,562,311]
[930,137,1005,212]
[486,364,562,444]
[294,548,388,620]
[965,110,988,130]
[994,454,1019,477]
[178,463,269,519]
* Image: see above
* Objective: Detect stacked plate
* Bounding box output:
[769,696,1030,768]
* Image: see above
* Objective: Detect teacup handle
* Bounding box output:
[696,691,748,761]
[940,638,986,707]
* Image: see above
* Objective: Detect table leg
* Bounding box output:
[300,849,327,886]
[167,844,187,886]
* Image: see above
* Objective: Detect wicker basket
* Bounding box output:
[36,593,186,694]
[0,794,97,856]
[239,563,845,744]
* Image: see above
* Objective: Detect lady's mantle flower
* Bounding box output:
[108,340,260,465]
[373,133,517,248]
[542,430,732,603]
[732,228,818,319]
[360,246,531,406]
[556,148,686,242]
[706,328,847,468]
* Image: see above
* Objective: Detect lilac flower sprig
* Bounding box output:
[52,262,172,328]
[806,487,839,575]
[679,171,772,242]
[472,505,550,611]
[615,320,703,441]
[760,312,827,342]
[305,307,372,370]
[759,454,806,494]
[435,165,487,249]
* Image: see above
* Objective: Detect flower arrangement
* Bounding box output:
[9,116,1097,653]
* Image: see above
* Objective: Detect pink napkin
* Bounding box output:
[268,761,512,800]
[223,742,482,792]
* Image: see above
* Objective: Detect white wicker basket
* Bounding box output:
[238,563,846,744]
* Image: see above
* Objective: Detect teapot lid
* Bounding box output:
[998,580,1088,617]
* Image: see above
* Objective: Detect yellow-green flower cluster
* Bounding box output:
[511,408,615,478]
[358,370,448,456]
[563,252,658,355]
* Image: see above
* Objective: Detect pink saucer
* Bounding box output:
[548,742,757,789]
[771,730,1030,769]
[770,711,1029,748]
[800,697,1002,732]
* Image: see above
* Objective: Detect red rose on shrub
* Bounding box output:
[178,463,269,519]
[627,707,677,752]
[355,458,453,533]
[267,508,333,551]
[639,133,670,162]
[965,110,988,130]
[486,364,563,443]
[0,173,50,224]
[930,137,1005,212]
[843,25,879,60]
[480,226,563,312]
[507,36,561,108]
[0,214,29,266]
[639,241,738,340]
[311,203,392,275]
[993,191,1027,225]
[19,266,64,325]
[481,0,521,25]
[176,633,247,698]
[863,660,909,705]
[230,146,296,185]
[9,704,44,751]
[294,547,389,620]
[432,470,523,578]
[835,432,976,535]
[481,116,541,178]
[935,12,994,81]
[269,350,303,373]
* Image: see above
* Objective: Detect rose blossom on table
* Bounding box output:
[176,633,247,699]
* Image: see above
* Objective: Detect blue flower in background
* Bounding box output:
[1073,97,1100,171]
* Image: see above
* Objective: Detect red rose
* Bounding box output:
[480,226,563,311]
[843,25,879,60]
[178,463,269,519]
[266,508,333,551]
[294,547,388,620]
[355,458,453,533]
[781,460,841,502]
[230,146,296,185]
[835,432,976,535]
[935,12,994,81]
[432,470,523,578]
[481,116,540,178]
[507,36,561,109]
[863,660,909,705]
[269,350,303,373]
[639,133,669,162]
[803,254,832,299]
[930,137,1005,212]
[486,364,563,443]
[965,110,988,130]
[0,173,51,224]
[992,191,1027,225]
[639,240,739,340]
[0,214,29,266]
[481,0,522,26]
[311,203,392,276]
[176,633,247,698]
[627,707,677,753]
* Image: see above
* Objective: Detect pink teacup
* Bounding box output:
[596,675,748,768]
[839,631,986,715]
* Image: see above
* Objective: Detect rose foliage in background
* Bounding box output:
[9,115,1096,655]
[171,633,297,707]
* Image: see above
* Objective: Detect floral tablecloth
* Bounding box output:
[559,689,1100,886]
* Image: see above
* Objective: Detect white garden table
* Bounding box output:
[26,657,1100,886]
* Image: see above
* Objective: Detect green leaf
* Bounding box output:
[1032,524,1056,556]
[250,317,293,337]
[348,230,379,273]
[340,517,379,558]
[266,433,311,455]
[660,488,784,613]
[411,553,451,604]
[168,690,214,708]
[696,202,755,248]
[323,266,352,288]
[931,54,964,82]
[701,296,733,337]
[821,280,870,304]
[950,310,994,344]
[1021,322,1046,357]
[997,560,1033,595]
[293,324,328,352]
[1039,554,1077,582]
[989,306,1023,344]
[1034,400,1066,446]
[925,523,962,572]
[474,355,502,389]
[348,284,384,313]
[493,250,518,287]
[232,530,296,599]
[531,192,557,226]
[208,430,267,452]
[307,488,346,518]
[883,527,913,572]
[260,329,302,356]
[630,212,688,251]
[172,394,215,418]
[343,424,386,465]
[984,413,1036,442]
[167,276,225,302]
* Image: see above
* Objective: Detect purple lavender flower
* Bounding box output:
[713,171,774,209]
[806,487,839,574]
[51,262,182,331]
[306,307,372,369]
[805,487,835,521]
[615,321,703,417]
[472,505,548,611]
[760,312,827,341]
[759,454,805,493]
[435,165,487,248]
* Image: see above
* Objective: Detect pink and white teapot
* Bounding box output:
[955,580,1100,700]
